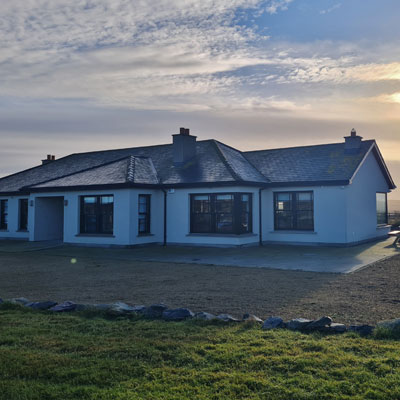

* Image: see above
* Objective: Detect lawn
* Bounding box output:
[1,304,400,400]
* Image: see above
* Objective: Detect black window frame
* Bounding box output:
[138,194,151,235]
[376,192,388,225]
[190,192,253,235]
[0,199,8,230]
[80,195,114,235]
[18,198,28,231]
[274,191,314,231]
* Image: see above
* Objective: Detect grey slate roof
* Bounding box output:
[244,140,376,184]
[0,137,394,194]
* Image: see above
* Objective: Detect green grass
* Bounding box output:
[1,304,400,399]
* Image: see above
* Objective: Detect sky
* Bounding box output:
[1,0,400,198]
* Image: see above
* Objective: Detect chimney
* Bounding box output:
[172,127,197,166]
[42,154,56,165]
[344,128,363,153]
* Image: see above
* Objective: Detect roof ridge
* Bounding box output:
[243,139,376,154]
[211,140,242,182]
[127,156,135,183]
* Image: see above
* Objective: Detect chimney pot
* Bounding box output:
[351,128,356,137]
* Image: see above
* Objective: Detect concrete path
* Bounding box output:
[1,237,398,274]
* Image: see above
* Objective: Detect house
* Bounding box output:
[0,128,396,247]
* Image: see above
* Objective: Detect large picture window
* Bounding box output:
[376,192,388,225]
[19,199,28,231]
[0,200,8,230]
[274,191,314,231]
[80,195,114,234]
[190,193,252,234]
[138,194,151,234]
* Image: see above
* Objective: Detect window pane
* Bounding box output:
[216,194,233,213]
[0,200,8,229]
[241,194,250,212]
[216,214,233,233]
[296,192,313,211]
[19,199,28,230]
[296,211,314,230]
[101,196,113,204]
[276,193,291,211]
[240,213,249,232]
[84,215,97,233]
[192,195,210,213]
[377,193,387,225]
[275,211,293,230]
[192,214,211,233]
[84,197,96,204]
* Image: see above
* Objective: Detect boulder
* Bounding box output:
[262,316,284,330]
[243,314,263,323]
[131,305,146,313]
[377,318,400,331]
[326,323,347,333]
[194,312,216,321]
[142,304,168,318]
[110,302,137,313]
[306,316,332,331]
[11,297,30,305]
[162,308,194,321]
[216,314,240,322]
[287,318,313,331]
[92,304,114,311]
[349,325,375,336]
[49,301,77,312]
[25,301,57,310]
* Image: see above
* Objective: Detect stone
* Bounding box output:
[243,313,263,323]
[194,312,216,321]
[262,316,284,330]
[216,314,240,322]
[287,318,313,331]
[162,308,194,321]
[92,304,114,311]
[377,318,400,331]
[110,302,137,313]
[131,305,146,313]
[25,301,57,310]
[49,301,77,312]
[0,298,3,304]
[142,304,168,318]
[349,325,375,336]
[327,323,347,333]
[306,316,333,331]
[11,297,30,305]
[75,304,90,311]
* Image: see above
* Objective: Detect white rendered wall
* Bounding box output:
[165,186,260,246]
[0,196,30,240]
[261,186,347,245]
[345,150,391,243]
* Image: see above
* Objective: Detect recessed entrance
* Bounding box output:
[33,196,64,241]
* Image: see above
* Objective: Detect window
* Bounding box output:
[376,193,388,225]
[80,195,113,234]
[274,191,314,231]
[138,194,151,234]
[0,200,8,230]
[190,193,252,234]
[19,199,28,231]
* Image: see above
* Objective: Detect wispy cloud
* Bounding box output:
[320,3,341,15]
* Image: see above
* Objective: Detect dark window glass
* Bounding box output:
[274,192,314,231]
[190,193,252,234]
[376,193,388,225]
[138,195,151,234]
[80,195,113,234]
[0,200,8,230]
[19,199,28,231]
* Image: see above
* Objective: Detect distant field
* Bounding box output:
[1,304,400,400]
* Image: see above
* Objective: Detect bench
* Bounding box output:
[389,231,400,246]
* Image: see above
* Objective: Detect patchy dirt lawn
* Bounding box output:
[1,249,400,325]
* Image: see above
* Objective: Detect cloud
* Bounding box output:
[320,3,341,15]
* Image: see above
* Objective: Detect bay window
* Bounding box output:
[190,193,252,234]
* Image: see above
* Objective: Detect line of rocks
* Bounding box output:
[0,297,393,337]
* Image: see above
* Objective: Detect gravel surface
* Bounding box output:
[1,249,400,324]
